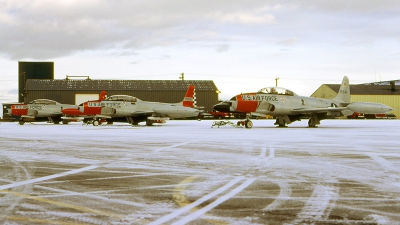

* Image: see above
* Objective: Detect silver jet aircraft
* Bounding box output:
[62,85,200,126]
[9,99,78,125]
[213,76,393,128]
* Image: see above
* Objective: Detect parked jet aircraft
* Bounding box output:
[213,76,393,128]
[9,99,78,125]
[62,85,200,126]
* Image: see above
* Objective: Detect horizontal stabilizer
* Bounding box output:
[347,102,393,114]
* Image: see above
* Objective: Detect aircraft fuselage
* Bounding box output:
[233,93,338,116]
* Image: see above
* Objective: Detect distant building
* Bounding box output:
[312,80,400,118]
[23,79,220,112]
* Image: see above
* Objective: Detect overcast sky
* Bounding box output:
[1,0,400,106]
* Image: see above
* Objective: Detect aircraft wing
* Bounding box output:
[291,107,348,113]
[130,111,154,116]
[251,112,268,117]
[49,112,63,116]
[21,115,36,118]
[96,114,113,119]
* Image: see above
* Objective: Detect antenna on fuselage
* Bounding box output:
[275,78,279,87]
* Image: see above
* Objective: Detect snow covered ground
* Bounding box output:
[0,119,399,224]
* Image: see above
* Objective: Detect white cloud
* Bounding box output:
[277,38,298,46]
[0,0,399,105]
[212,11,275,25]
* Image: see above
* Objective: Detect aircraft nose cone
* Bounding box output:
[213,101,232,112]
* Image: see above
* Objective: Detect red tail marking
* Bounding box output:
[99,91,107,100]
[182,85,195,107]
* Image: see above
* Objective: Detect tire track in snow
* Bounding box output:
[0,190,121,219]
[0,157,33,221]
[155,144,269,224]
[259,146,274,159]
[36,185,146,208]
[172,177,257,225]
[262,180,292,211]
[150,176,244,225]
[366,153,399,173]
[287,184,338,225]
[154,141,193,152]
[0,164,125,220]
[0,165,98,191]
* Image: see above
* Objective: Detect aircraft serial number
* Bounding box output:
[14,105,42,110]
[241,95,278,102]
[88,102,122,107]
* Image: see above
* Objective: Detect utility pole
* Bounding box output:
[275,77,279,87]
[179,73,185,81]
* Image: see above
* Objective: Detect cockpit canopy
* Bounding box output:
[106,95,138,103]
[29,99,60,105]
[257,87,297,96]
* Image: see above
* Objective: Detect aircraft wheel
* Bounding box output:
[19,120,25,125]
[245,120,253,129]
[93,120,99,126]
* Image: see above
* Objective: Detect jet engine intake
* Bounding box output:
[268,104,275,112]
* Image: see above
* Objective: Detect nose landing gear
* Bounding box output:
[237,114,253,129]
[237,119,253,128]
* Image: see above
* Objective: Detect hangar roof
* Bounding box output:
[25,79,219,92]
[326,84,400,95]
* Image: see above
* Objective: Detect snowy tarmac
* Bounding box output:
[0,119,399,224]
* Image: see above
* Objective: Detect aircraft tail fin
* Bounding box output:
[332,76,350,103]
[99,91,107,100]
[182,85,197,107]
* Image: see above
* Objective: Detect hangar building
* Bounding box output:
[311,80,400,118]
[2,61,220,119]
[23,78,219,112]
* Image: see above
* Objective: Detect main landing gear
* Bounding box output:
[274,115,292,127]
[307,113,320,128]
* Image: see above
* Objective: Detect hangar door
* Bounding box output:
[75,94,99,105]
